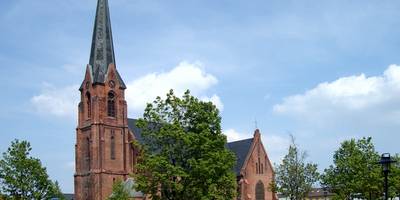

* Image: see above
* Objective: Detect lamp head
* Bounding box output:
[379,153,397,173]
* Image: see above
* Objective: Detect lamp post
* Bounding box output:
[378,153,397,200]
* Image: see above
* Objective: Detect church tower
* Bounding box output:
[74,0,135,199]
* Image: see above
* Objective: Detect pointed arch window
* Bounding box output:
[86,92,91,118]
[111,130,115,160]
[86,137,91,170]
[255,181,265,200]
[256,163,258,174]
[107,91,116,117]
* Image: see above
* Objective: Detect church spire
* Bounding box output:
[88,0,126,88]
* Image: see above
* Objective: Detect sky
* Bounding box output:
[1,0,400,193]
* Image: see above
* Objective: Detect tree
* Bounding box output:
[322,137,382,200]
[270,135,319,200]
[134,90,237,200]
[0,140,63,200]
[389,154,400,199]
[108,180,129,200]
[52,181,65,200]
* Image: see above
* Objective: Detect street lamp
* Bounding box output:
[378,153,397,200]
[323,187,328,200]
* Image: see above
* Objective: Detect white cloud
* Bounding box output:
[223,129,248,142]
[126,61,222,116]
[273,64,400,125]
[30,61,222,119]
[65,161,75,170]
[31,83,79,118]
[223,128,291,165]
[262,134,291,164]
[201,94,224,111]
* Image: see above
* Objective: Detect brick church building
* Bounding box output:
[74,0,276,199]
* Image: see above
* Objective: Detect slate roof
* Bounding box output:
[127,118,253,176]
[85,0,126,89]
[226,138,253,175]
[127,118,144,143]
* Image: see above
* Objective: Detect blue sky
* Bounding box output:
[1,0,400,193]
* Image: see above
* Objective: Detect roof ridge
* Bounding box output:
[227,138,253,144]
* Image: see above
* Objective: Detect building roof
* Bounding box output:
[277,188,334,199]
[226,138,254,175]
[127,118,144,143]
[307,188,334,197]
[86,0,126,89]
[123,178,144,198]
[127,118,254,176]
[63,193,74,200]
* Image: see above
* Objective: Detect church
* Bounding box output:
[74,0,276,199]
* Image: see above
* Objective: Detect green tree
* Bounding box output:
[52,181,65,200]
[322,137,382,200]
[389,154,400,199]
[134,90,237,200]
[108,180,129,200]
[0,140,63,200]
[270,136,319,200]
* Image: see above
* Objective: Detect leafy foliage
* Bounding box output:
[322,137,382,200]
[52,181,65,200]
[0,140,63,200]
[108,180,129,200]
[389,154,400,199]
[134,90,237,200]
[270,136,319,200]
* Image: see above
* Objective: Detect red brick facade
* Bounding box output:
[237,130,276,200]
[74,64,136,200]
[74,1,276,200]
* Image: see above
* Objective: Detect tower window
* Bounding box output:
[86,137,91,170]
[86,92,91,118]
[107,92,116,117]
[111,131,115,160]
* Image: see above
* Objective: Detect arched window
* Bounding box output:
[107,91,116,117]
[261,164,264,174]
[265,156,267,174]
[86,137,91,170]
[256,163,258,174]
[258,157,261,174]
[255,181,265,200]
[86,92,91,118]
[110,131,115,160]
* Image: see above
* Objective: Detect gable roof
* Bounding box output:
[127,118,144,143]
[226,138,253,175]
[127,118,254,175]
